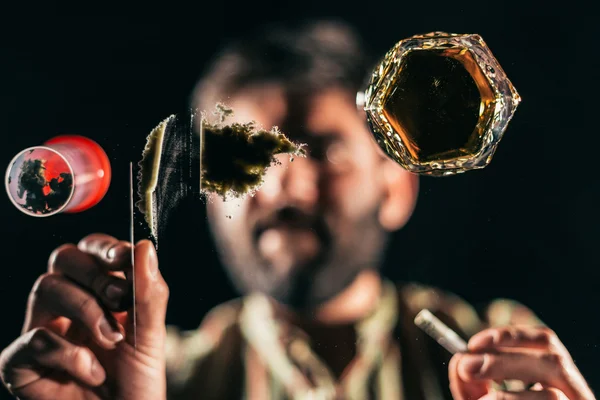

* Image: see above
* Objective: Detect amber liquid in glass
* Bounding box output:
[382,49,496,163]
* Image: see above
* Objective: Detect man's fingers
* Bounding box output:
[23,274,124,348]
[468,326,567,354]
[457,352,581,400]
[48,244,131,311]
[477,388,568,400]
[0,328,106,393]
[467,326,596,399]
[37,236,169,352]
[76,233,132,270]
[127,240,169,342]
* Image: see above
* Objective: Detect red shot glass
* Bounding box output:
[5,135,111,217]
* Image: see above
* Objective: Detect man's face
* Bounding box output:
[206,86,416,310]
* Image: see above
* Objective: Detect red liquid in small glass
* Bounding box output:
[44,135,111,213]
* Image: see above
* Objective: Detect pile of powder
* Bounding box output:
[137,104,305,241]
[200,110,305,198]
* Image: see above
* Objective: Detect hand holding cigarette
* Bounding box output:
[415,309,596,400]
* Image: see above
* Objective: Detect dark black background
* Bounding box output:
[1,5,596,398]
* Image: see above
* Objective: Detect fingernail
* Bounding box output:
[107,243,131,262]
[99,318,124,343]
[105,283,124,301]
[106,245,118,260]
[147,243,158,278]
[90,358,106,382]
[460,355,485,377]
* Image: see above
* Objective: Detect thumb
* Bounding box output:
[126,240,169,345]
[449,353,489,400]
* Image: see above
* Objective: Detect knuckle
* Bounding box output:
[76,296,98,319]
[31,273,58,298]
[25,328,53,353]
[541,351,566,378]
[539,327,557,343]
[0,354,9,386]
[155,279,170,301]
[496,327,514,344]
[537,327,568,357]
[478,353,493,376]
[0,343,17,382]
[77,234,100,248]
[0,348,8,369]
[510,326,527,343]
[48,243,77,271]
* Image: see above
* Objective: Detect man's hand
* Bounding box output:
[449,326,595,399]
[0,234,169,400]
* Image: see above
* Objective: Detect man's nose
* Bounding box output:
[254,156,319,210]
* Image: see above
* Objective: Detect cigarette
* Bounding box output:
[415,309,537,391]
[414,309,468,354]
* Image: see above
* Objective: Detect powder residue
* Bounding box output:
[136,115,172,238]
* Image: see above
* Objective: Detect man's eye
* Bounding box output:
[326,142,352,172]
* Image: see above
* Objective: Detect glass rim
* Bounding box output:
[5,145,75,217]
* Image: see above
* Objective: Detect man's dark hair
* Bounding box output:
[191,19,371,112]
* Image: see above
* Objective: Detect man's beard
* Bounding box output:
[279,216,387,311]
[216,206,388,312]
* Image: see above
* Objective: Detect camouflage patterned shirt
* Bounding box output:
[165,281,542,400]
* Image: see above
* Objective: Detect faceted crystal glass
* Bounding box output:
[363,32,521,176]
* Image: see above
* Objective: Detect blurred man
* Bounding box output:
[0,20,595,400]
